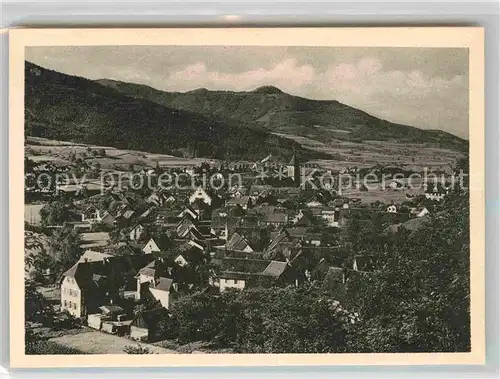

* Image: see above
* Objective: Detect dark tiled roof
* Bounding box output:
[227,196,251,206]
[264,212,288,223]
[220,258,270,274]
[154,277,173,292]
[226,232,252,251]
[261,261,288,278]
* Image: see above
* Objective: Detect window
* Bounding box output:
[232,280,237,285]
[63,300,67,307]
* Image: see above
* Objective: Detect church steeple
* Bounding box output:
[286,153,301,186]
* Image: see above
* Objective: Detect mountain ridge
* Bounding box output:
[95,78,467,151]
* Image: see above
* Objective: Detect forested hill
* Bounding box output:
[96,80,467,151]
[25,61,327,162]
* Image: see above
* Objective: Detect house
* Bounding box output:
[60,254,155,318]
[174,254,189,267]
[59,261,109,318]
[176,217,197,239]
[135,259,168,295]
[189,187,212,206]
[320,208,341,227]
[410,207,430,218]
[262,212,288,227]
[171,240,205,266]
[287,228,321,246]
[80,205,102,223]
[148,277,174,309]
[142,238,161,255]
[177,205,199,220]
[229,187,249,198]
[129,224,145,241]
[306,199,323,208]
[425,182,448,201]
[130,307,170,342]
[386,204,397,213]
[352,255,378,272]
[138,207,156,221]
[226,196,252,210]
[216,258,294,292]
[293,210,314,227]
[78,232,111,249]
[78,250,114,263]
[100,211,116,227]
[225,232,254,253]
[416,207,430,218]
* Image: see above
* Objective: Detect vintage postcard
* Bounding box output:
[9,27,485,368]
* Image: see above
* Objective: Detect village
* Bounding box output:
[24,142,460,353]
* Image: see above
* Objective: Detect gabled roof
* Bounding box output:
[153,277,173,292]
[288,154,297,166]
[264,212,288,223]
[122,210,135,219]
[220,258,271,274]
[79,232,110,243]
[99,305,125,314]
[135,258,162,276]
[78,250,114,263]
[226,232,253,252]
[176,217,196,237]
[261,261,288,278]
[227,196,251,206]
[131,307,169,329]
[266,229,293,252]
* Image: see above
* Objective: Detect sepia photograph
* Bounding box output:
[10,28,485,367]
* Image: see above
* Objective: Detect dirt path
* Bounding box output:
[50,329,177,354]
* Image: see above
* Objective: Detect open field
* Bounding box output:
[27,135,463,175]
[26,136,213,171]
[273,133,464,172]
[49,329,177,354]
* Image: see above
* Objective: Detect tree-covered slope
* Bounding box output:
[25,62,325,162]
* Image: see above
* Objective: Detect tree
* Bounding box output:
[167,287,357,352]
[48,227,82,278]
[25,279,55,324]
[40,200,70,226]
[345,189,470,353]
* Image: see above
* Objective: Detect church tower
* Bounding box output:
[287,154,301,186]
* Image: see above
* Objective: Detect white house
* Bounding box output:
[142,238,160,255]
[174,254,189,267]
[417,207,430,218]
[386,205,397,213]
[189,187,212,206]
[129,224,145,241]
[321,209,339,227]
[410,207,430,218]
[80,205,102,223]
[60,274,83,318]
[148,277,173,309]
[306,200,323,208]
[218,276,246,292]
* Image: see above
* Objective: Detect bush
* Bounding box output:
[26,340,86,355]
[124,345,154,354]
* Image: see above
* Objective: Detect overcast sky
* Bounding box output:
[26,46,469,139]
